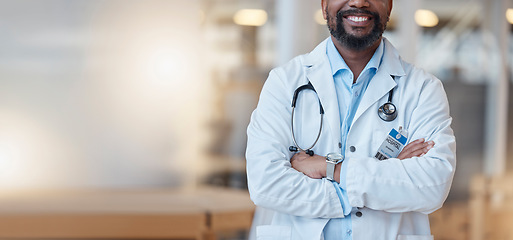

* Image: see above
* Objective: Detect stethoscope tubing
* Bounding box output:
[290,106,324,153]
[289,79,397,155]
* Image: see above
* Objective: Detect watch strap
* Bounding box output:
[326,161,336,181]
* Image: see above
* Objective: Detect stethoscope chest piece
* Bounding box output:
[378,102,397,122]
[378,88,397,122]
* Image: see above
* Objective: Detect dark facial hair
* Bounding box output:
[327,8,387,51]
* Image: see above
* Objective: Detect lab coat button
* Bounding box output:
[338,142,342,148]
[355,211,362,217]
[347,230,352,235]
[349,146,356,152]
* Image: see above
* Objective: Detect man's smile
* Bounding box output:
[344,14,373,27]
[328,6,386,50]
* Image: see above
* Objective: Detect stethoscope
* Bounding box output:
[289,81,397,156]
[377,88,397,122]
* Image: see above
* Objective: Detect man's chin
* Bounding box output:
[345,34,374,43]
[344,28,374,39]
[335,34,381,51]
[348,34,372,41]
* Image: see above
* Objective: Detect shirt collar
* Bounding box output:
[326,37,385,77]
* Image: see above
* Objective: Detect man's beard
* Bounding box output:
[327,8,387,51]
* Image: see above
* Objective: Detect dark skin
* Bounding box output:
[291,0,435,183]
[323,0,392,83]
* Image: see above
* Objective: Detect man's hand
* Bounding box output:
[290,139,433,181]
[290,152,326,179]
[397,138,435,160]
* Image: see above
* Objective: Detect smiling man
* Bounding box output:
[246,0,456,239]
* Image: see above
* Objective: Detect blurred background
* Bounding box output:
[1,0,513,239]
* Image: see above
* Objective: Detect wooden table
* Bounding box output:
[0,187,255,240]
[470,174,513,240]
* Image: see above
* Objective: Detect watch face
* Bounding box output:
[327,152,343,161]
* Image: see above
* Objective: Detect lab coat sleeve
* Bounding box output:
[345,75,456,215]
[246,69,345,219]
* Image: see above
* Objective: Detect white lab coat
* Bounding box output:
[246,38,456,240]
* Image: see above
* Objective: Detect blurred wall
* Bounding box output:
[0,0,206,190]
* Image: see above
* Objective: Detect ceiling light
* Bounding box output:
[233,9,268,27]
[415,9,439,27]
[506,9,513,24]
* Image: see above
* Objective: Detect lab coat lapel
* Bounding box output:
[352,39,405,126]
[352,70,396,125]
[303,40,341,147]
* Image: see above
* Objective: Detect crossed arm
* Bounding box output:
[291,138,435,183]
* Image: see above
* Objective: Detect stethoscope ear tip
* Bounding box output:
[289,146,298,152]
[305,150,314,156]
[289,146,315,156]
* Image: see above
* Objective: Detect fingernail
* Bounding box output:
[420,153,425,157]
[427,145,432,150]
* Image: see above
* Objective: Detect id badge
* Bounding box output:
[375,127,408,160]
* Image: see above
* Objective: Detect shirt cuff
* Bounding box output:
[331,161,352,216]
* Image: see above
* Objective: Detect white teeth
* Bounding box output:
[348,16,368,22]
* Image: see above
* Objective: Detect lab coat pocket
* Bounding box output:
[256,225,291,240]
[372,130,387,156]
[372,130,387,146]
[397,235,434,240]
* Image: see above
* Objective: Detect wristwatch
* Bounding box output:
[326,153,344,181]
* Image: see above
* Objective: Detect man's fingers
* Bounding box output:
[408,147,428,158]
[401,138,425,153]
[398,139,425,158]
[409,141,432,154]
[398,140,435,160]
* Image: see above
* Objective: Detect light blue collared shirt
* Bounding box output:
[323,37,385,240]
